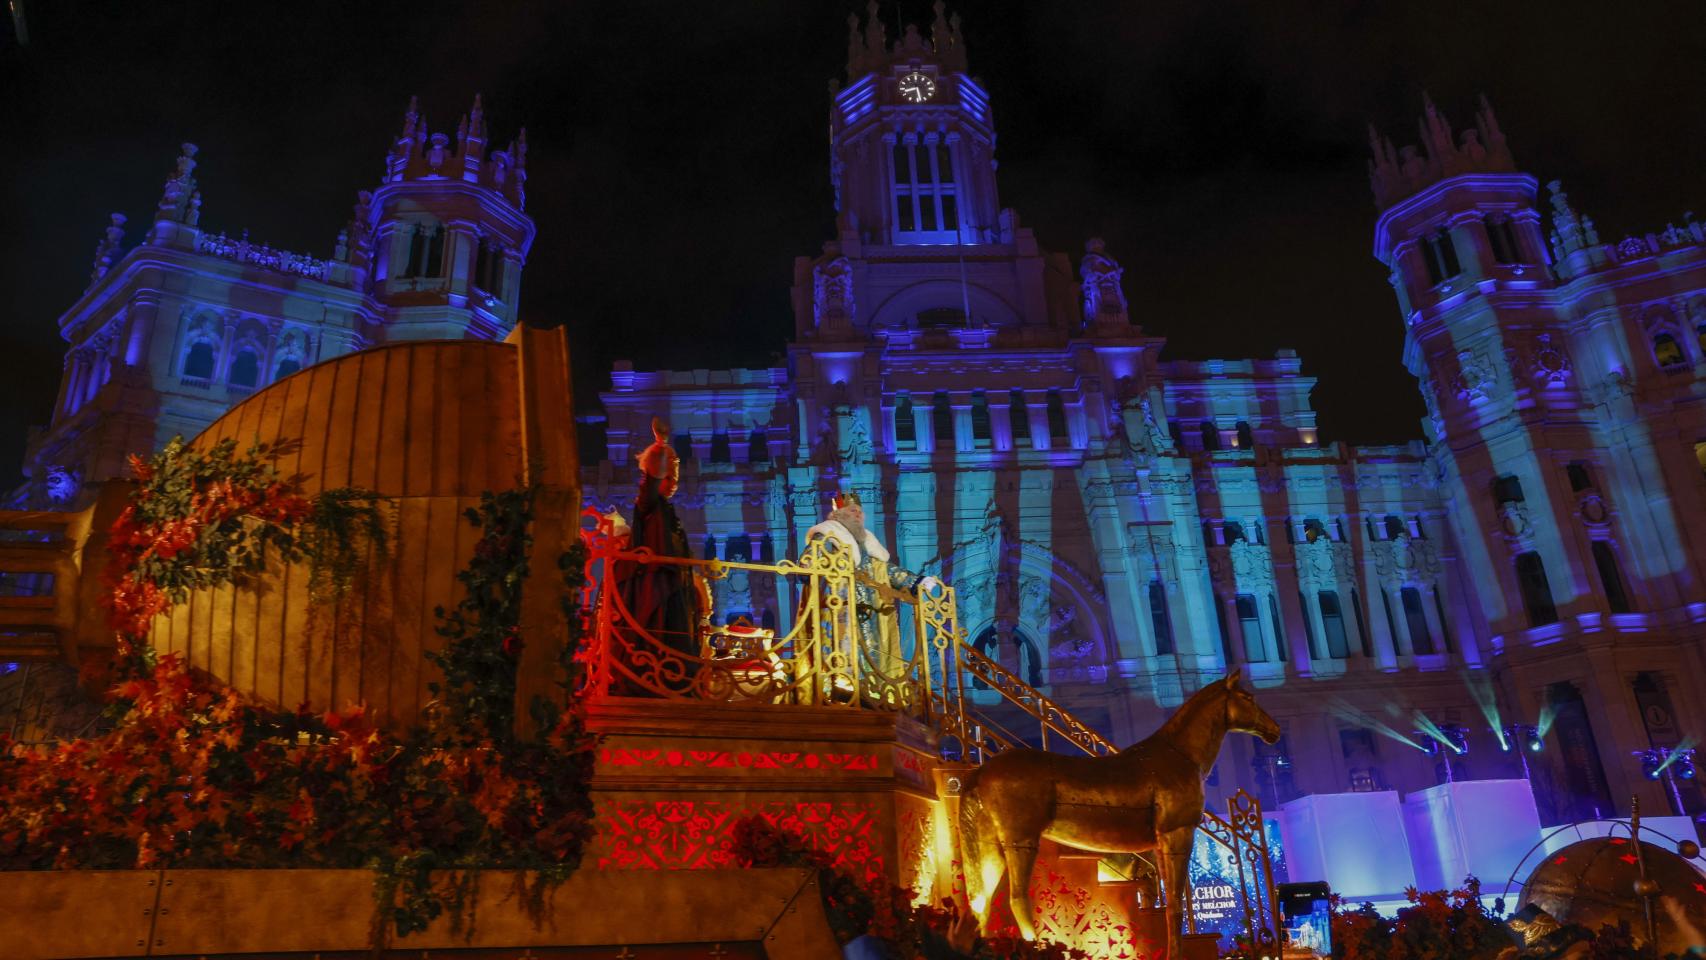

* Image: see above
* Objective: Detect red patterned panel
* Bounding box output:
[599,748,880,771]
[595,798,886,884]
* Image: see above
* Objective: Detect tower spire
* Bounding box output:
[1367,95,1518,209]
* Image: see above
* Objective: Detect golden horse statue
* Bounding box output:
[957,670,1281,955]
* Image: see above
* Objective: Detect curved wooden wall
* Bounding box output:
[151,339,526,727]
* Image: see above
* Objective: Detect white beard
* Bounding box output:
[805,519,891,564]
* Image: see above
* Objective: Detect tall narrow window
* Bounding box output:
[1299,591,1322,659]
[1484,215,1521,264]
[424,225,445,278]
[183,342,216,381]
[1432,589,1455,653]
[227,349,259,389]
[405,225,427,279]
[1592,541,1632,613]
[1008,390,1030,447]
[1214,591,1235,666]
[1200,421,1220,451]
[1236,595,1265,663]
[1149,580,1174,656]
[1401,587,1436,654]
[274,357,301,379]
[1384,515,1405,539]
[1268,593,1288,659]
[1515,551,1558,626]
[1350,588,1373,657]
[891,137,957,241]
[1235,421,1254,449]
[1422,230,1462,285]
[747,428,769,464]
[893,396,916,448]
[1381,590,1404,655]
[970,391,992,446]
[1046,391,1070,444]
[1319,591,1350,658]
[709,431,732,463]
[931,392,954,452]
[474,240,492,292]
[673,430,694,463]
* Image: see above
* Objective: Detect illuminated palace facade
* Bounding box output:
[17,7,1706,828]
[12,95,534,509]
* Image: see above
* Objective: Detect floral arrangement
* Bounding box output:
[0,438,598,943]
[1330,879,1660,960]
[730,814,1088,960]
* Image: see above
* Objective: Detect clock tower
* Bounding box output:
[831,1,999,247]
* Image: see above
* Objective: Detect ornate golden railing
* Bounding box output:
[579,510,1109,762]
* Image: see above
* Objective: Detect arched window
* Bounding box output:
[1148,580,1174,656]
[1384,515,1405,539]
[1224,521,1246,543]
[709,431,732,463]
[1303,518,1328,543]
[274,357,302,379]
[1515,551,1558,626]
[1400,587,1435,654]
[1654,333,1686,367]
[227,349,260,389]
[747,428,769,463]
[673,431,694,462]
[893,396,916,448]
[1235,421,1254,449]
[1199,421,1220,451]
[183,341,216,381]
[1591,540,1631,614]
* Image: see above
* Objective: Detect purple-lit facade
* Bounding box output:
[584,9,1706,829]
[14,96,533,509]
[17,8,1706,838]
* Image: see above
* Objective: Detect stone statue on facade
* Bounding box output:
[813,242,855,334]
[1080,237,1129,327]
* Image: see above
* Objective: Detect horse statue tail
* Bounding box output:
[956,777,997,927]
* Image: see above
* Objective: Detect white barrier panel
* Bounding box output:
[1402,779,1542,892]
[1281,791,1416,902]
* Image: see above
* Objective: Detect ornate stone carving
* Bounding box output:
[1079,238,1128,326]
[1526,333,1571,385]
[812,242,855,331]
[1228,540,1275,588]
[1371,533,1441,585]
[1497,501,1533,542]
[1450,347,1496,404]
[43,465,81,504]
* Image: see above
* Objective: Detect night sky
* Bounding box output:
[2,1,1703,485]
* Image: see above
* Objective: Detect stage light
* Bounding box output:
[1675,751,1696,780]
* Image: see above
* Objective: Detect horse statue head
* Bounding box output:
[1219,669,1281,745]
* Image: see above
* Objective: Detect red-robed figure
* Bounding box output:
[615,418,708,688]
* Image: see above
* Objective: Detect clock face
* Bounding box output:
[898,71,937,104]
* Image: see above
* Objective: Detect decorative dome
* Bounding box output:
[1519,836,1706,956]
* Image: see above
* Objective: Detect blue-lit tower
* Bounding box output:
[1371,97,1706,822]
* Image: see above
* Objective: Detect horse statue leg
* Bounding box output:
[957,789,1008,934]
[1001,840,1042,940]
[1157,824,1196,960]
